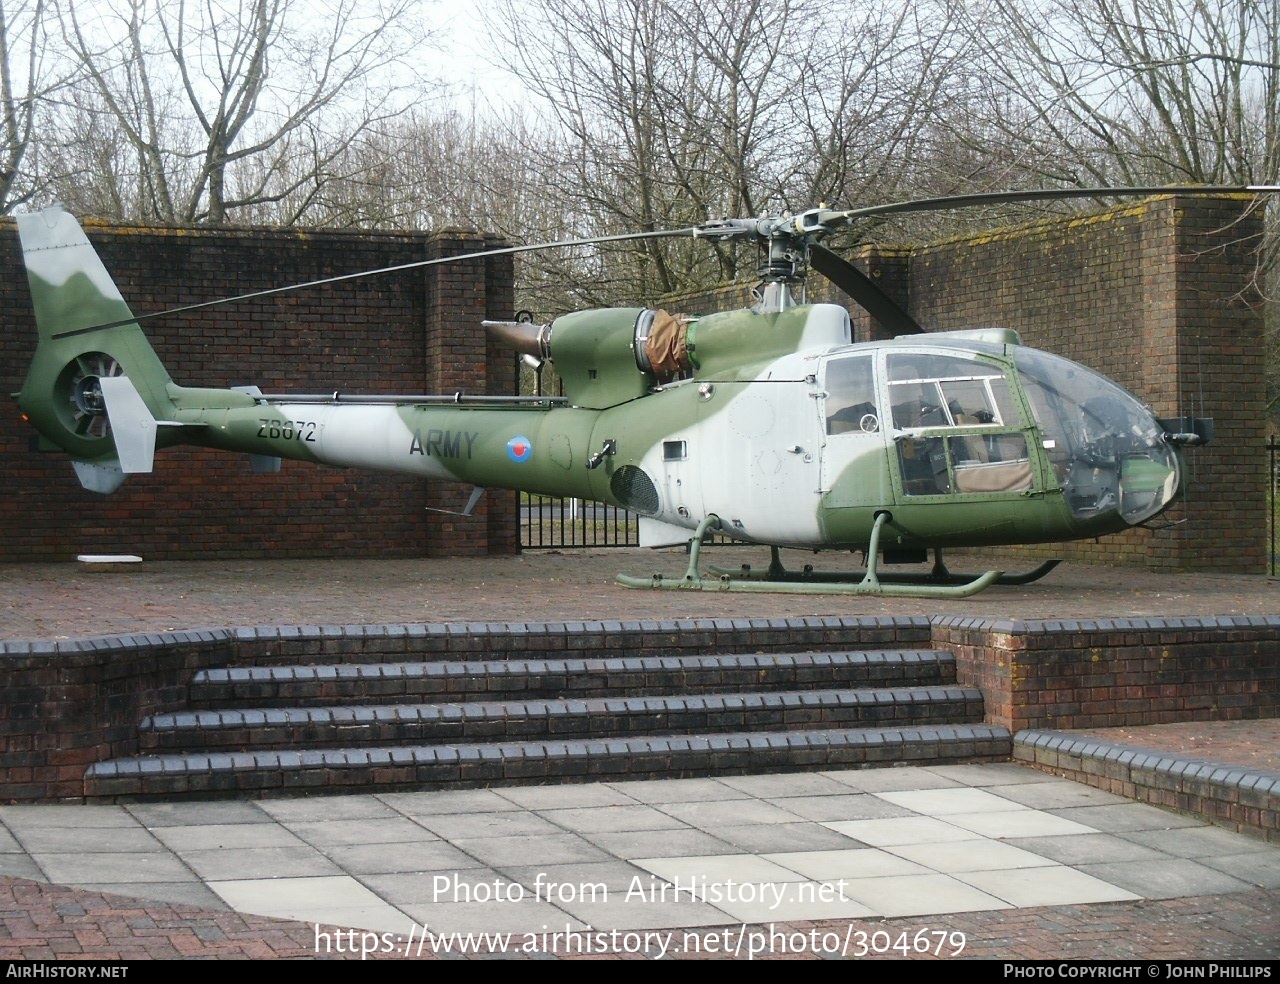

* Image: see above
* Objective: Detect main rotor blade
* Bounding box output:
[828,184,1280,225]
[50,226,697,341]
[809,244,923,334]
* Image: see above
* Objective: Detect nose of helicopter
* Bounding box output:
[1114,415,1182,524]
[1012,346,1183,527]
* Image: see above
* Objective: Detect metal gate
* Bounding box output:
[520,495,639,549]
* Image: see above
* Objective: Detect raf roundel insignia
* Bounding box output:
[507,435,533,463]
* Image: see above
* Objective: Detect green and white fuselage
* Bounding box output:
[15,205,1192,563]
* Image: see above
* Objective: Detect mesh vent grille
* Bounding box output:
[610,465,659,515]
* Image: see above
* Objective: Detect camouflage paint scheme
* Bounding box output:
[15,206,1185,559]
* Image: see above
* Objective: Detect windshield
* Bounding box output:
[1014,347,1179,524]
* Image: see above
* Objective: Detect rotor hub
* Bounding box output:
[73,375,107,417]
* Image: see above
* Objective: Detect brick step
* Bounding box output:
[85,724,1013,800]
[139,686,985,751]
[187,650,956,707]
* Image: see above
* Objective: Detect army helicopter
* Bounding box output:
[12,186,1276,597]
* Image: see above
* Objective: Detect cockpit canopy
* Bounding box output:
[823,342,1181,526]
[1014,347,1179,524]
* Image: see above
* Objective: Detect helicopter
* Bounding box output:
[12,186,1276,598]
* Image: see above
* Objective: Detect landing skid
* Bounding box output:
[616,513,1017,599]
[711,552,1062,588]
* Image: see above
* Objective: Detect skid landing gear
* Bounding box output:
[716,548,1062,588]
[616,512,1020,599]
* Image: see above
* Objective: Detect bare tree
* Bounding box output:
[0,0,68,212]
[266,101,550,231]
[938,0,1280,409]
[488,0,733,299]
[480,0,970,308]
[947,0,1279,187]
[50,0,434,224]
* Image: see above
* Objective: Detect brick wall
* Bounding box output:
[933,615,1280,733]
[1013,732,1279,843]
[0,220,517,561]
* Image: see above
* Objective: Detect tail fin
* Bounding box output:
[16,207,175,491]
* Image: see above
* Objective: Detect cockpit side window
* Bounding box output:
[825,355,879,434]
[888,353,1032,496]
[886,354,1016,430]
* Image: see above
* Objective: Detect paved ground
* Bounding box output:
[1,547,1277,640]
[2,767,1278,961]
[0,549,1277,961]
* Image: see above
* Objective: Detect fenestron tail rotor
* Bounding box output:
[64,352,124,440]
